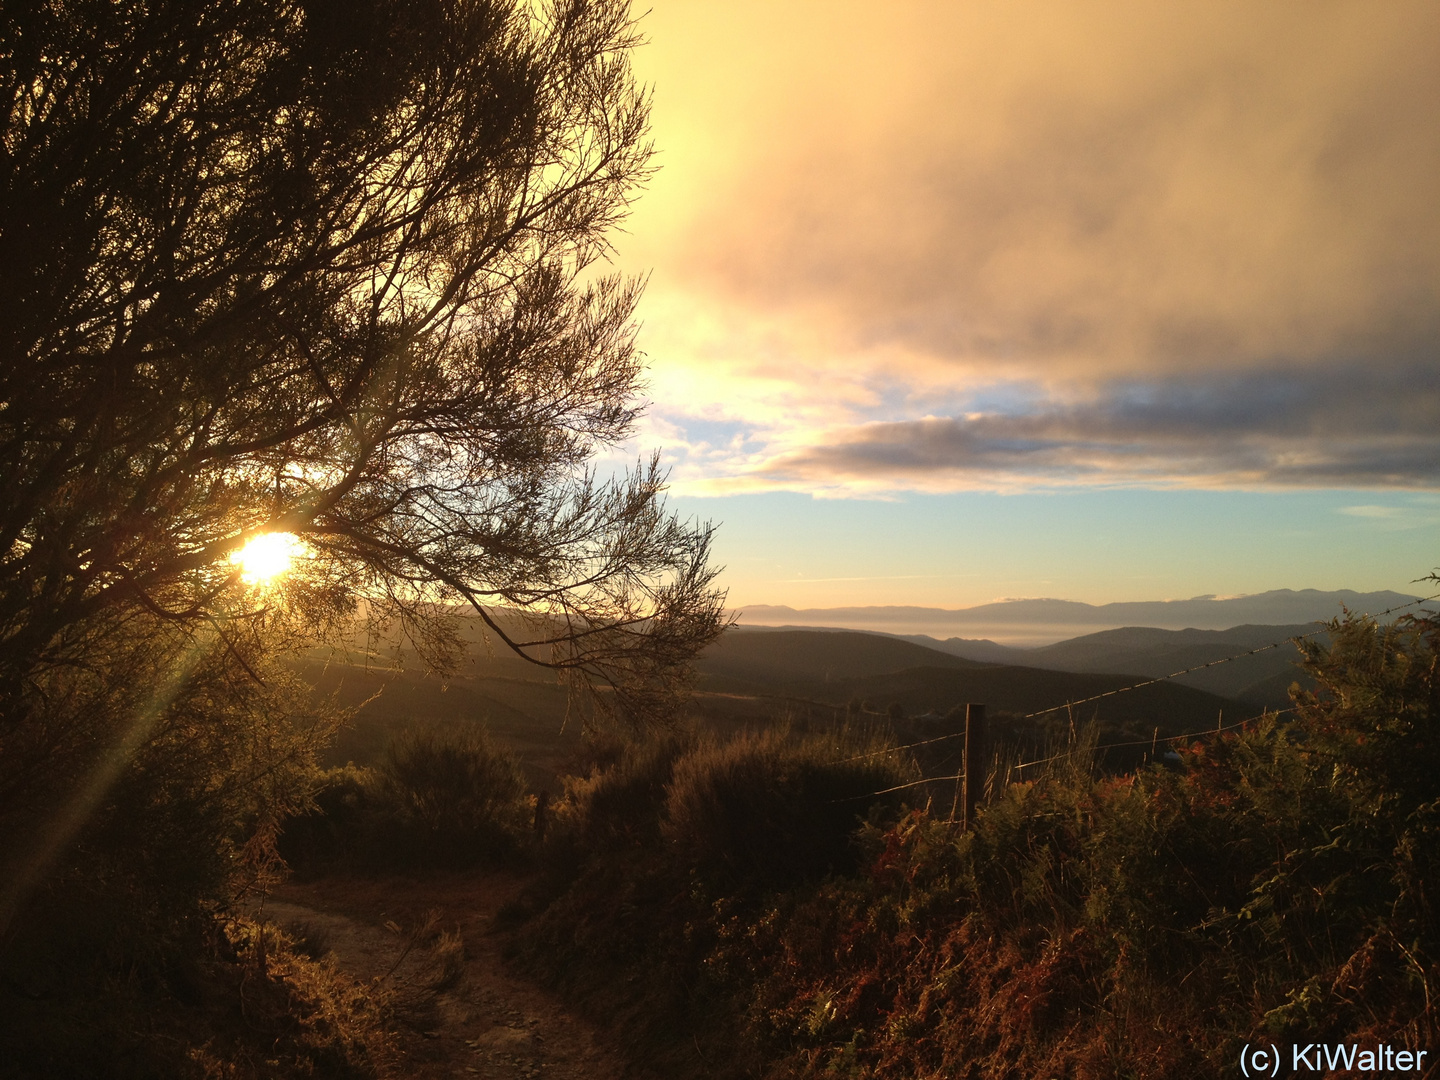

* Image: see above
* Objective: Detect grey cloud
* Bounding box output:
[756,363,1440,489]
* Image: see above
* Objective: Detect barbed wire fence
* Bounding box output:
[830,590,1440,815]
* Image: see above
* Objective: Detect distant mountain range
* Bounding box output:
[736,589,1428,645]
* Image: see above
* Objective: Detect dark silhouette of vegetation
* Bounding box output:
[377,725,528,853]
[0,0,722,733]
[281,724,533,873]
[511,610,1440,1078]
[0,0,720,1072]
[510,724,917,1074]
[662,728,918,888]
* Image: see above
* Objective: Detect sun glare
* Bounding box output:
[233,532,303,585]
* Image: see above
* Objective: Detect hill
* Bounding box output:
[696,627,1236,750]
[1029,623,1320,706]
[695,628,983,686]
[899,623,1323,707]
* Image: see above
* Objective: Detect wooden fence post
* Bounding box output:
[962,702,987,831]
[533,790,550,843]
[949,707,964,822]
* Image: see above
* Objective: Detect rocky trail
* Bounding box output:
[262,872,626,1080]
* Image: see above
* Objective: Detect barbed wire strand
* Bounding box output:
[835,706,1292,802]
[1008,708,1293,773]
[828,729,973,765]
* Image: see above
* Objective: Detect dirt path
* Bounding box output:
[264,872,625,1080]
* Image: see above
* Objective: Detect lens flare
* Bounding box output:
[233,532,302,585]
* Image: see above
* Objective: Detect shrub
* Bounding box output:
[564,730,697,849]
[377,725,528,845]
[277,764,375,876]
[0,910,395,1079]
[0,631,344,1076]
[722,612,1440,1078]
[280,725,531,873]
[510,724,919,1078]
[663,728,918,889]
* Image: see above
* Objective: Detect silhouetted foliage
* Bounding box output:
[0,0,723,723]
[663,728,916,888]
[0,0,716,1070]
[511,725,916,1077]
[282,725,532,872]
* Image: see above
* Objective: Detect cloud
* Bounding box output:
[706,361,1440,493]
[622,0,1440,494]
[1336,502,1440,531]
[1339,506,1406,519]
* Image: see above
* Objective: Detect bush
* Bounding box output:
[280,725,531,873]
[564,730,696,849]
[0,627,344,1077]
[719,612,1440,1078]
[378,725,529,844]
[0,900,395,1080]
[510,724,919,1077]
[663,728,918,888]
[277,764,376,875]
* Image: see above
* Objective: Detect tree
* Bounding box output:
[0,0,723,703]
[0,0,724,958]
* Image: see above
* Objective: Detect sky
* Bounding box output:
[600,0,1440,611]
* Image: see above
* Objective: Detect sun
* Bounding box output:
[232,532,303,585]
